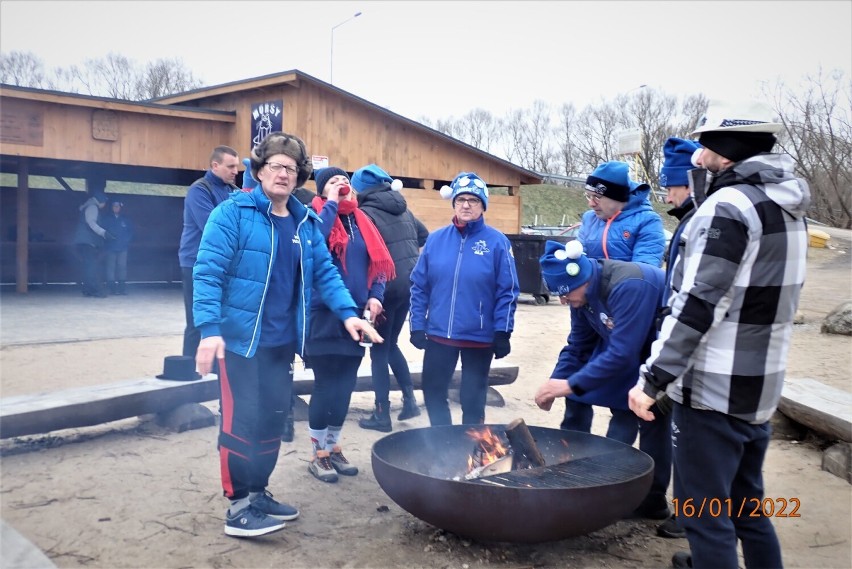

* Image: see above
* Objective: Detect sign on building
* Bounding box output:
[250,100,283,149]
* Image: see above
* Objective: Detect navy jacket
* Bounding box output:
[551,259,664,410]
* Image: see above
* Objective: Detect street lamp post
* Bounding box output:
[330,11,362,85]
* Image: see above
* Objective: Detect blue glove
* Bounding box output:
[410,330,427,350]
[492,331,511,359]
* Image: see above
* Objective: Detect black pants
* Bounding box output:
[307,354,361,429]
[77,244,103,295]
[421,340,493,426]
[181,266,199,357]
[368,293,415,405]
[673,404,782,569]
[217,345,295,500]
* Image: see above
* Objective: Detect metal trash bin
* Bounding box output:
[507,233,574,305]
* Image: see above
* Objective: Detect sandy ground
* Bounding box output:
[1,228,850,569]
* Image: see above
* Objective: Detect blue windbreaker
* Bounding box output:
[410,216,519,342]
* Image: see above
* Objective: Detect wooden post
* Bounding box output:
[16,158,30,293]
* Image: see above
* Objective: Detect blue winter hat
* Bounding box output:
[351,164,392,192]
[314,167,348,194]
[539,240,593,296]
[439,172,489,210]
[585,161,645,203]
[659,138,701,188]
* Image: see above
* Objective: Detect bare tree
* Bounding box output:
[768,70,852,228]
[572,99,622,172]
[136,57,203,99]
[0,50,203,101]
[556,102,584,177]
[455,108,501,153]
[0,50,54,88]
[617,88,678,191]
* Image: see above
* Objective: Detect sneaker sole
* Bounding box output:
[332,466,359,476]
[224,521,286,538]
[266,510,300,521]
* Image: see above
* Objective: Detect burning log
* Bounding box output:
[505,418,547,468]
[463,419,547,480]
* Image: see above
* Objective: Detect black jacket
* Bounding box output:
[357,184,429,299]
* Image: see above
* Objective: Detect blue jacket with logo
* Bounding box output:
[551,259,664,410]
[578,184,665,266]
[410,216,519,342]
[193,186,358,358]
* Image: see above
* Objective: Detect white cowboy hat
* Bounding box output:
[691,100,783,135]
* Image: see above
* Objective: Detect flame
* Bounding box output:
[466,426,509,472]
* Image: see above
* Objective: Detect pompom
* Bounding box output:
[391,179,403,192]
[691,147,703,167]
[439,185,453,199]
[565,240,584,259]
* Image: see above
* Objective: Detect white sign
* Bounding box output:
[312,155,329,170]
[617,129,642,155]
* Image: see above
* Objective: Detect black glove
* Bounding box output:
[104,232,116,240]
[654,392,674,416]
[410,330,428,350]
[492,331,511,359]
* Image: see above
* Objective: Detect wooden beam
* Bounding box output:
[16,158,29,293]
[778,377,852,443]
[0,361,518,439]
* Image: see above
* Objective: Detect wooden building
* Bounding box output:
[0,70,540,291]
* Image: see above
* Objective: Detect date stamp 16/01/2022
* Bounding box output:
[672,497,801,519]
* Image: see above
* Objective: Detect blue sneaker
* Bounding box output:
[224,505,286,538]
[251,490,300,521]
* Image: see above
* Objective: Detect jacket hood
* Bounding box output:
[79,196,102,211]
[615,183,655,219]
[357,185,408,215]
[714,153,811,218]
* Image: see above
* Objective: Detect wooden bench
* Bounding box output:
[0,361,519,439]
[778,377,852,443]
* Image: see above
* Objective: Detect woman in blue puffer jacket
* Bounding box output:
[193,132,381,540]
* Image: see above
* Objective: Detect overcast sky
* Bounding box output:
[2,1,850,123]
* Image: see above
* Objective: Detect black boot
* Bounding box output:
[359,402,392,432]
[398,386,421,421]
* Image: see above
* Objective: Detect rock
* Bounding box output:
[822,442,852,484]
[793,311,805,325]
[821,301,852,336]
[155,403,216,433]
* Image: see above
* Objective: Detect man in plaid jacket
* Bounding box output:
[629,100,810,569]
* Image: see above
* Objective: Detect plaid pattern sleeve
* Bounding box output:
[644,182,808,424]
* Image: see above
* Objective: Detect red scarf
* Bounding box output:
[311,196,396,288]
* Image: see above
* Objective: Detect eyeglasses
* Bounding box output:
[583,192,602,204]
[266,162,298,176]
[455,197,482,207]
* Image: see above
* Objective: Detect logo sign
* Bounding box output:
[312,155,329,170]
[250,100,283,149]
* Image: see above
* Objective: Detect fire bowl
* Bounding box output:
[371,424,653,543]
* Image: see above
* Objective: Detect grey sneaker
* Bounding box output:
[251,490,300,521]
[308,450,338,483]
[329,445,359,476]
[224,505,285,538]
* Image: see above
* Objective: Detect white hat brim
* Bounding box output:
[692,122,783,135]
